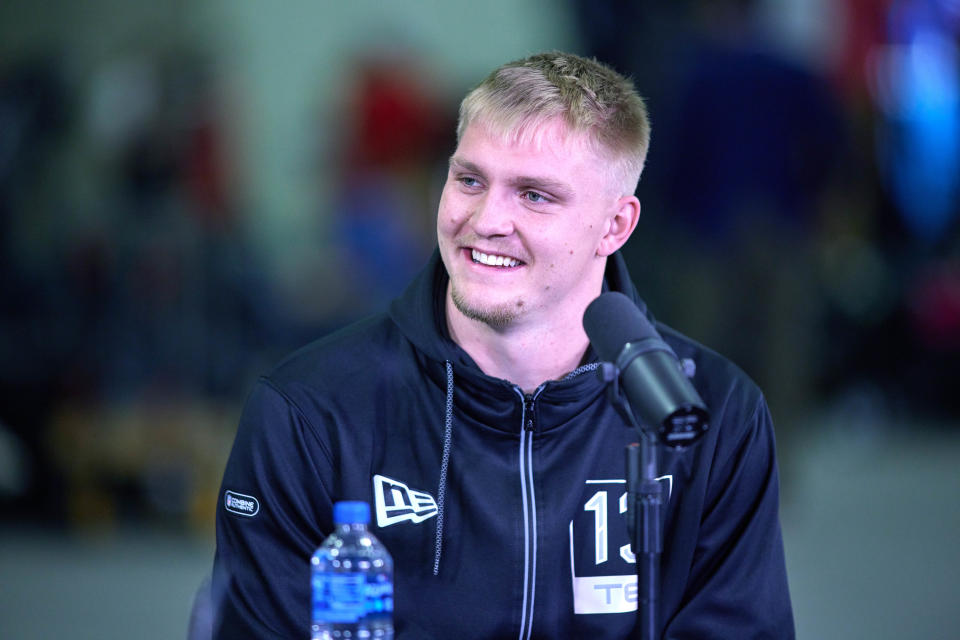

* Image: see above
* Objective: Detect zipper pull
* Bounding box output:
[523,394,535,431]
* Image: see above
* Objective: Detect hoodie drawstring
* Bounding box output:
[564,362,601,380]
[433,360,454,576]
[431,361,599,575]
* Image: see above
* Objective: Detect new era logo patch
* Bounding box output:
[373,474,437,527]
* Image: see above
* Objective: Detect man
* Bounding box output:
[212,52,794,638]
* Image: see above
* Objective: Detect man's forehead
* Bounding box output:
[467,116,599,153]
[450,120,617,200]
[455,118,605,166]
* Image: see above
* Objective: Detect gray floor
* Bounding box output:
[1,423,958,639]
[782,421,960,640]
[0,528,214,640]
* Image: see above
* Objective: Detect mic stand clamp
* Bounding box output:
[598,363,663,640]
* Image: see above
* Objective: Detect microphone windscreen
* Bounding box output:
[583,292,659,362]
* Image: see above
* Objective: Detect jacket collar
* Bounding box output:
[388,249,652,431]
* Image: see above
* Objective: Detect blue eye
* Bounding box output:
[458,176,480,188]
[523,191,548,203]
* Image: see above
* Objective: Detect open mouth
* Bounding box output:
[470,248,523,268]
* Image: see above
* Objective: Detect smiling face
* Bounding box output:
[437,119,636,331]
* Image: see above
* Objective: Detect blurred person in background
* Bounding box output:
[324,50,452,320]
[210,51,793,639]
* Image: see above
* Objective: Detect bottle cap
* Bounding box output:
[333,500,371,525]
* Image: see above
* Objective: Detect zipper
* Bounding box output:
[515,385,544,640]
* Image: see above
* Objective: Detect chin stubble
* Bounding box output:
[450,284,518,330]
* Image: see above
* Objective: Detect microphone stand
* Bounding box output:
[599,363,662,640]
[627,436,661,640]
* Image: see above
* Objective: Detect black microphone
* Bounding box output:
[583,292,709,447]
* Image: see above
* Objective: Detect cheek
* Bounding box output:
[437,191,464,232]
[436,208,452,240]
[437,212,458,243]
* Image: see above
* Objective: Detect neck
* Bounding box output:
[445,291,594,394]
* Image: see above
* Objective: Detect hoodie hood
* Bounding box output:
[388,248,652,369]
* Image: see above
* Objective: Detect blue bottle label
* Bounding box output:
[365,575,394,615]
[312,572,365,623]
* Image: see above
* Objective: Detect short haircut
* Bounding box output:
[457,51,651,195]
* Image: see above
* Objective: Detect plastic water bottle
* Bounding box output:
[311,501,394,639]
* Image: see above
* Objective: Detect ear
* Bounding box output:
[596,195,641,257]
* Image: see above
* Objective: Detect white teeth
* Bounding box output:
[472,249,519,267]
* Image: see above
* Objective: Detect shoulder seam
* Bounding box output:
[256,375,334,467]
[707,384,767,476]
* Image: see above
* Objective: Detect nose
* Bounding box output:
[469,190,515,237]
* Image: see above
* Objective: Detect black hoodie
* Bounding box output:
[212,251,794,639]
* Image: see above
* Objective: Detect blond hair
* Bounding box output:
[457,51,651,194]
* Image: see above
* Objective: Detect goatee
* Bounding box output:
[450,285,518,330]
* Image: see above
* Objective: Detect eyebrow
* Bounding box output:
[449,156,574,199]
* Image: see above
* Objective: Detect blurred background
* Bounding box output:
[1,0,958,638]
